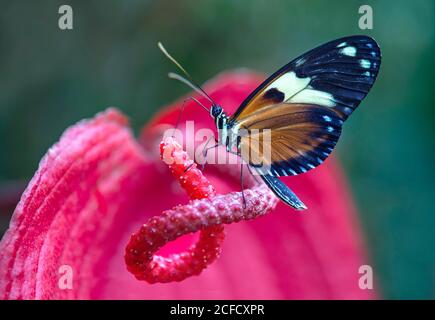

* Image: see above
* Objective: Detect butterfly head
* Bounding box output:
[210,104,223,118]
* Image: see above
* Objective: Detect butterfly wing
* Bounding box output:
[232,35,381,177]
[231,35,380,122]
[260,174,307,210]
[238,103,343,176]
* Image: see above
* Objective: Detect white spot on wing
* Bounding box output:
[265,72,311,101]
[289,89,336,107]
[340,46,356,57]
[343,107,353,114]
[295,58,306,67]
[323,115,332,122]
[327,126,334,132]
[360,59,371,68]
[337,42,347,48]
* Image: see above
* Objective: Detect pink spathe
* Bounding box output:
[0,71,375,299]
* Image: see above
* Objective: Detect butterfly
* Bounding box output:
[159,35,381,210]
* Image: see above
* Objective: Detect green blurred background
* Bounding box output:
[0,0,434,299]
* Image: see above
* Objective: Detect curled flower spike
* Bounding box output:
[124,137,278,283]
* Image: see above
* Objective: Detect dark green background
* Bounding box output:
[0,0,434,299]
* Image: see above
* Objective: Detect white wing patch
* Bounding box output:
[288,88,336,107]
[360,59,371,68]
[265,72,310,101]
[340,46,357,57]
[265,71,336,108]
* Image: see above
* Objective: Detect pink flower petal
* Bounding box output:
[0,71,376,299]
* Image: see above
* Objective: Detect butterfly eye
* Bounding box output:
[211,105,222,118]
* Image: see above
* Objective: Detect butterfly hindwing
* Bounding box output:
[231,35,381,177]
[260,174,306,210]
[238,104,343,176]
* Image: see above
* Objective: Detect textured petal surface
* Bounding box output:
[0,71,375,299]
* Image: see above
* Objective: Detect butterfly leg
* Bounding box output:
[183,162,195,173]
[246,164,261,184]
[199,135,219,171]
[183,136,218,173]
[173,97,209,137]
[225,150,247,208]
[240,162,247,209]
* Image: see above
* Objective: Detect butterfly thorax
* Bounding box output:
[210,104,239,153]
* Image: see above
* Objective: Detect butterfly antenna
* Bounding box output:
[171,96,209,137]
[158,42,215,105]
[168,72,212,110]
